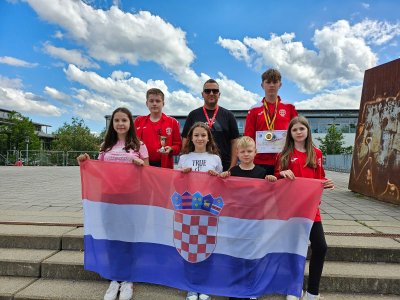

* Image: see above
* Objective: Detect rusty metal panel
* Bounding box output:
[349,58,400,204]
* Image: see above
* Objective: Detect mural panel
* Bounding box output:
[349,59,400,204]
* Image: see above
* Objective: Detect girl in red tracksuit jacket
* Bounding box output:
[275,116,334,300]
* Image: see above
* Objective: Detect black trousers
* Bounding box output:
[307,221,328,295]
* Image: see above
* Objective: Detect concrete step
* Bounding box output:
[0,248,58,277]
[306,261,400,295]
[0,276,37,300]
[61,227,83,251]
[0,224,77,250]
[323,235,400,263]
[41,251,101,281]
[2,277,400,300]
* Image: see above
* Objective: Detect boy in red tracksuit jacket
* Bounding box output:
[245,69,297,175]
[134,88,182,168]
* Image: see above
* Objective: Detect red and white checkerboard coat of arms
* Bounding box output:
[171,191,224,263]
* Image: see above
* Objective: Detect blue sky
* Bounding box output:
[1,0,399,134]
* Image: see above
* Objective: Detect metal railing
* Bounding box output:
[2,150,354,171]
[323,154,352,173]
[2,150,99,166]
[20,150,65,166]
[66,151,99,166]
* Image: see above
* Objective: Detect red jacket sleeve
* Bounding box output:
[170,118,182,155]
[291,104,298,119]
[315,148,326,180]
[134,116,144,139]
[244,109,256,140]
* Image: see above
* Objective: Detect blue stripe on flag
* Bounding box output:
[84,235,305,298]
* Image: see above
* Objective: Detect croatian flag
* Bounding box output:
[81,160,323,298]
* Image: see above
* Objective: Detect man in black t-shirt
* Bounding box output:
[181,79,239,171]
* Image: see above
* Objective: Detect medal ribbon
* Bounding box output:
[203,106,219,129]
[263,98,278,130]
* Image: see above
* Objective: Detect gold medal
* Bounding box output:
[265,131,273,141]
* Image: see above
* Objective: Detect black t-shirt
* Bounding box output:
[230,165,267,179]
[182,106,239,171]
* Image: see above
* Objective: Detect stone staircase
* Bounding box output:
[0,224,399,300]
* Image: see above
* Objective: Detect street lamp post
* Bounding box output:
[25,136,30,166]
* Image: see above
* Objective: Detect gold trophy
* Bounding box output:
[159,136,167,153]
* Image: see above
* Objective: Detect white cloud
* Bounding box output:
[216,73,259,109]
[362,3,370,9]
[63,64,204,120]
[53,30,64,39]
[294,85,362,109]
[217,37,250,63]
[351,19,400,45]
[44,86,73,105]
[0,56,38,68]
[110,71,131,80]
[28,1,194,78]
[0,77,62,116]
[219,19,400,93]
[0,76,23,89]
[43,43,99,69]
[27,0,261,114]
[64,64,259,120]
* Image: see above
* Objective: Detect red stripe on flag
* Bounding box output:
[81,160,323,221]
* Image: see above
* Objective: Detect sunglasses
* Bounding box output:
[203,89,219,94]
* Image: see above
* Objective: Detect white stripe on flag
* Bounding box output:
[83,200,312,259]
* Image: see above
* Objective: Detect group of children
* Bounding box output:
[77,106,334,300]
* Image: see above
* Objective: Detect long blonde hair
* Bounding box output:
[278,116,317,171]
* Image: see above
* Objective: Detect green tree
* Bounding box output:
[317,124,346,155]
[0,111,40,153]
[98,127,107,143]
[52,117,100,152]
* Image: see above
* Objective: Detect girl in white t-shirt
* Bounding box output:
[77,107,148,300]
[178,122,222,300]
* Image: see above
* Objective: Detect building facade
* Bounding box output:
[0,108,54,150]
[106,109,359,148]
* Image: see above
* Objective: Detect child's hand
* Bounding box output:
[323,179,334,190]
[219,171,231,178]
[181,167,192,173]
[208,170,219,176]
[280,170,295,180]
[132,158,145,166]
[77,153,90,165]
[265,175,277,182]
[164,146,173,153]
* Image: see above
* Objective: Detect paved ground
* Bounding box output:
[0,166,399,227]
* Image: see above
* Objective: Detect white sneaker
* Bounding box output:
[287,290,303,300]
[104,281,120,300]
[199,294,211,300]
[186,291,199,300]
[119,281,133,300]
[303,291,320,300]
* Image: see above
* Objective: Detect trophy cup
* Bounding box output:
[159,136,167,153]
